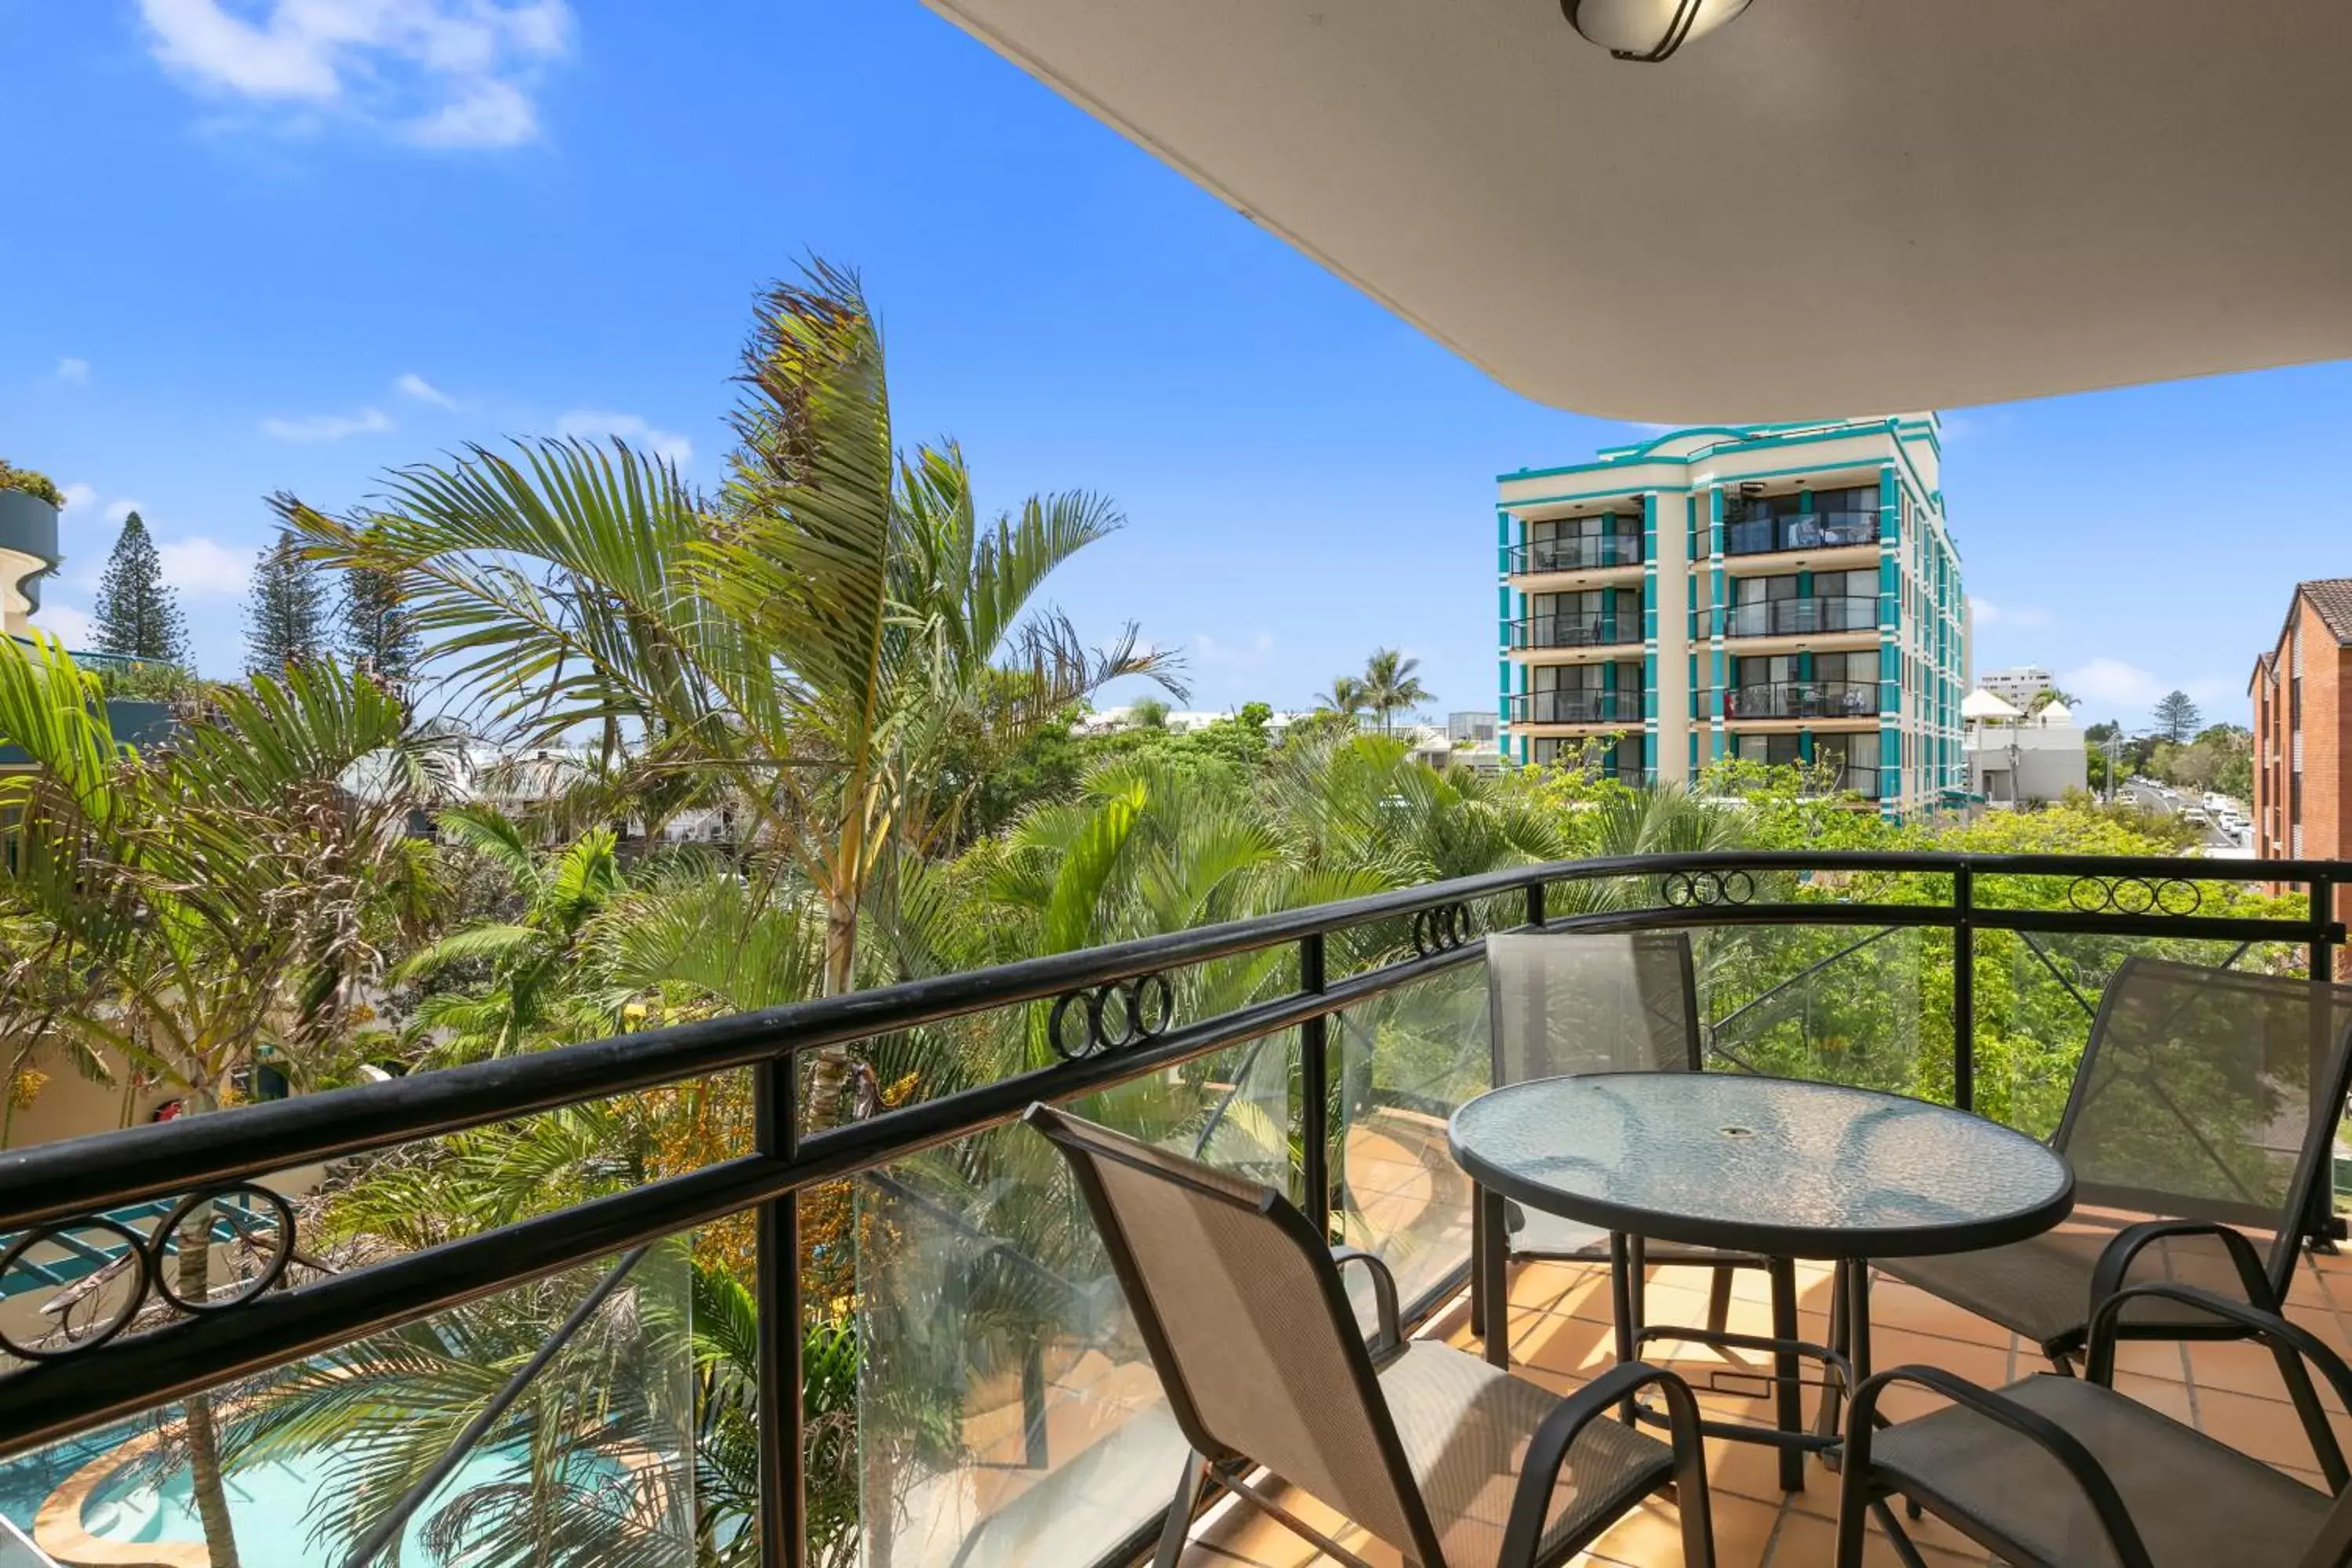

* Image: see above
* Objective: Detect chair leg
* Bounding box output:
[1706,1265,1734,1335]
[1831,1474,1873,1568]
[1817,1259,1849,1446]
[1153,1452,1208,1568]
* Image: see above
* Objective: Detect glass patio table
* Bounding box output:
[1448,1073,2074,1486]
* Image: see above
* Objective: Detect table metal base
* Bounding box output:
[1468,1197,1857,1494]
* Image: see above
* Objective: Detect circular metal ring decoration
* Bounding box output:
[2067,875,2204,917]
[151,1184,299,1315]
[1661,869,1755,909]
[2067,876,2111,913]
[1046,973,1175,1061]
[0,1214,154,1361]
[1410,902,1475,958]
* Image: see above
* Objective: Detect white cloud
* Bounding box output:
[394,371,460,410]
[555,410,691,467]
[404,77,535,147]
[1968,597,2050,629]
[58,483,99,516]
[2061,659,2231,716]
[54,357,91,387]
[2063,657,2165,708]
[158,536,254,598]
[260,407,394,443]
[31,605,96,648]
[1193,630,1276,668]
[136,0,572,148]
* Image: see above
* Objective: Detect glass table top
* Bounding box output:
[1448,1073,2074,1258]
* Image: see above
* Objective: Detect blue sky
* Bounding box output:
[4,1,2343,732]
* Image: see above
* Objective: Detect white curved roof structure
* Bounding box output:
[928,0,2352,419]
[1962,690,2021,722]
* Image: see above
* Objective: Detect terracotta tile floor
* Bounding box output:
[1179,1246,2352,1567]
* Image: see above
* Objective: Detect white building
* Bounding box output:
[1976,666,2056,710]
[1964,691,2088,806]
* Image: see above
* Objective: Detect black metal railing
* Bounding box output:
[0,849,2345,1568]
[1726,680,1879,720]
[1507,688,1642,724]
[1722,594,1880,638]
[1725,510,1879,556]
[1506,614,1639,651]
[1506,535,1642,574]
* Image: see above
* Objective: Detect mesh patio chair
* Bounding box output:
[1835,1282,2352,1567]
[1479,932,1769,1349]
[1875,956,2352,1372]
[1024,1102,1717,1568]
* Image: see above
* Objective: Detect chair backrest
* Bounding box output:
[1486,930,1702,1087]
[1022,1102,1450,1566]
[2057,957,2352,1291]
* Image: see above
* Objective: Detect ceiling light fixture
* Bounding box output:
[1564,0,1753,61]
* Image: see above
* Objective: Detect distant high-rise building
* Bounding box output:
[1496,416,1965,816]
[1977,666,2056,709]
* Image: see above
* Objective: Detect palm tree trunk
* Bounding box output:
[805,884,862,1126]
[178,1190,243,1567]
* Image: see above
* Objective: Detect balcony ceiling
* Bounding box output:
[925,0,2352,422]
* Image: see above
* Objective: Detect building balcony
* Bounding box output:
[1725,680,1879,722]
[1722,595,1880,640]
[1506,688,1641,725]
[0,851,2345,1568]
[1505,614,1640,653]
[1504,535,1642,575]
[1725,510,1878,557]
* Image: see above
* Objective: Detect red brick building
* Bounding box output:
[2251,583,2352,955]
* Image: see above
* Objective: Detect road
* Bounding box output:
[2117,779,2245,851]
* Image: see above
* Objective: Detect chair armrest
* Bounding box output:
[1847,1365,2154,1568]
[1330,1247,1401,1359]
[2089,1281,2352,1488]
[1498,1362,1711,1568]
[2089,1219,2275,1319]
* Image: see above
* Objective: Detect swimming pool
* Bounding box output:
[76,1444,531,1562]
[1,1423,659,1566]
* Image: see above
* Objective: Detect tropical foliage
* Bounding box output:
[0,264,2288,1568]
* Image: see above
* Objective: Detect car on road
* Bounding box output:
[2182,808,2209,827]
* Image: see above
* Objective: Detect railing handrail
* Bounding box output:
[1506,535,1642,572]
[0,847,2344,1472]
[2,846,2339,1232]
[1507,613,1638,648]
[1507,689,1641,722]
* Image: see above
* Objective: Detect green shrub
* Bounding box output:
[0,460,64,508]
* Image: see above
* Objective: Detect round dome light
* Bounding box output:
[1564,0,1754,61]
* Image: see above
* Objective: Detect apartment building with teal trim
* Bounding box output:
[1495,416,1965,816]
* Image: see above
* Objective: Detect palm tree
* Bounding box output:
[1316,674,1367,722]
[281,262,1181,1121]
[395,808,627,1063]
[0,637,453,1568]
[1354,648,1430,736]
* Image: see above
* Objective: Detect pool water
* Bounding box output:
[1,1429,644,1567]
[80,1446,528,1562]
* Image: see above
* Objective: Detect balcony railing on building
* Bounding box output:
[2,848,2348,1568]
[1725,509,1878,556]
[1505,535,1642,574]
[1506,613,1638,651]
[1508,688,1642,724]
[1725,679,1878,721]
[1723,594,1879,639]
